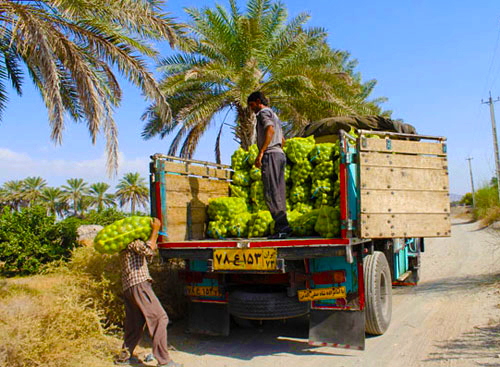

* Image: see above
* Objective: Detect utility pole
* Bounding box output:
[481,91,500,201]
[466,157,475,208]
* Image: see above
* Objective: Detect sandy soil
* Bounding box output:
[108,218,500,367]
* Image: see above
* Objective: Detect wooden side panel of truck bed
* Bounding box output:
[358,136,450,238]
[151,157,231,241]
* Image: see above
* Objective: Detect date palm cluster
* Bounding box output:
[0,173,149,217]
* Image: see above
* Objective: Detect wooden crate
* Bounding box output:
[358,136,450,238]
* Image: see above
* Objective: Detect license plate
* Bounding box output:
[213,248,277,271]
[297,286,347,302]
[185,286,223,298]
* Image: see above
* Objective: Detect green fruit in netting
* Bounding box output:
[247,144,259,166]
[229,213,252,237]
[232,170,251,186]
[308,143,335,165]
[292,210,319,236]
[94,216,153,254]
[207,197,248,221]
[285,165,291,183]
[230,184,250,201]
[207,220,228,239]
[314,193,335,208]
[249,166,262,181]
[293,202,313,214]
[311,178,333,199]
[291,160,312,184]
[314,206,340,238]
[231,147,250,170]
[312,161,335,180]
[283,136,315,163]
[287,210,302,225]
[250,180,265,204]
[290,183,311,203]
[248,211,274,237]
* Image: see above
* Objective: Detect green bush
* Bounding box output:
[473,183,500,224]
[0,206,78,277]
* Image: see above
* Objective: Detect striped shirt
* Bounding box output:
[120,239,154,292]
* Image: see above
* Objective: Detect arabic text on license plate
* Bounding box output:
[213,248,277,270]
[297,286,347,302]
[185,286,223,298]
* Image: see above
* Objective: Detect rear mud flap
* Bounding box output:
[187,302,230,336]
[309,309,365,350]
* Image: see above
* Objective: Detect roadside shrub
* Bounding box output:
[473,184,499,223]
[0,206,76,276]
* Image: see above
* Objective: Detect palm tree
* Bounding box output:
[115,172,149,213]
[89,182,115,212]
[40,187,68,217]
[22,176,47,206]
[1,180,25,210]
[0,0,184,174]
[62,178,89,216]
[142,0,386,162]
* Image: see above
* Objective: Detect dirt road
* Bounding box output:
[164,219,500,367]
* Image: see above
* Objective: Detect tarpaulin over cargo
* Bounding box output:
[301,115,417,138]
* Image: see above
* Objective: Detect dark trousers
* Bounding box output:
[261,151,290,232]
[122,281,171,365]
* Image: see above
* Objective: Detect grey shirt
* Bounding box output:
[256,107,284,154]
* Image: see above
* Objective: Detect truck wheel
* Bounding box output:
[364,251,392,335]
[228,290,309,320]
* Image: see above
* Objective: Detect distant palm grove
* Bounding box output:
[0,173,150,217]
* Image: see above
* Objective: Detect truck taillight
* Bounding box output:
[312,270,346,285]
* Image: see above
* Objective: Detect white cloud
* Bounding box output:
[0,148,150,187]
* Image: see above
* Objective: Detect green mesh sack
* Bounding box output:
[285,165,291,183]
[284,136,315,163]
[247,144,259,166]
[312,161,335,180]
[308,143,336,165]
[292,209,319,236]
[293,202,313,214]
[232,170,251,187]
[314,193,336,208]
[207,220,229,239]
[207,197,248,221]
[290,183,312,203]
[248,211,274,238]
[291,160,312,184]
[249,166,262,181]
[314,206,340,238]
[230,184,250,201]
[311,178,333,199]
[94,216,152,254]
[250,180,265,205]
[229,212,252,237]
[231,147,249,170]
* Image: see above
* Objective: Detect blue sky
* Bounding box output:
[1,0,499,196]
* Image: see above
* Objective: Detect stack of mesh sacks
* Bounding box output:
[207,136,342,239]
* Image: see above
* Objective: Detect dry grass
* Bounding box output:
[479,205,500,227]
[0,246,187,367]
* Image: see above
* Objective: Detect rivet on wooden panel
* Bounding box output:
[391,192,394,195]
[388,208,392,212]
[366,191,370,195]
[367,215,370,218]
[380,233,383,236]
[391,233,395,236]
[391,225,394,229]
[363,208,366,212]
[437,232,440,235]
[392,215,395,218]
[387,220,391,224]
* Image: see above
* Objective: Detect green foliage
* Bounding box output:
[0,206,75,276]
[459,192,473,206]
[473,183,500,224]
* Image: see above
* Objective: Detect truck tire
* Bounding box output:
[228,290,309,320]
[364,251,392,335]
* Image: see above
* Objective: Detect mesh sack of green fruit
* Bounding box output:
[287,209,302,225]
[312,161,335,180]
[207,197,248,221]
[207,220,229,239]
[229,184,250,201]
[231,147,249,170]
[311,178,333,198]
[290,183,311,203]
[314,193,335,208]
[314,206,340,238]
[229,212,252,237]
[247,144,259,166]
[94,216,152,254]
[293,202,313,214]
[249,166,262,181]
[232,170,251,186]
[250,180,265,204]
[248,211,274,237]
[308,143,337,165]
[284,136,315,163]
[285,165,291,183]
[291,160,312,184]
[292,209,319,236]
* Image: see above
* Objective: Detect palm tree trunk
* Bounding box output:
[235,104,256,150]
[131,198,136,214]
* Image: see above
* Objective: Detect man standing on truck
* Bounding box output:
[115,217,182,367]
[248,91,292,239]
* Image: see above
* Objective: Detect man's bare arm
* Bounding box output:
[148,218,161,251]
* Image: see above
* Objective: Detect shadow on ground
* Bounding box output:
[423,323,500,366]
[165,315,355,360]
